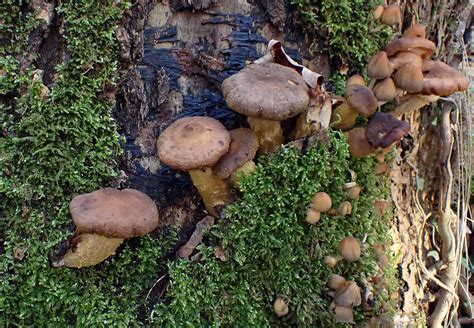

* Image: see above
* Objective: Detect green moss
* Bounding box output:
[151,132,399,327]
[1,1,178,325]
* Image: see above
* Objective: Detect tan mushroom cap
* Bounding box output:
[422,60,469,96]
[157,116,231,171]
[380,5,400,25]
[384,37,436,59]
[328,274,347,290]
[403,23,426,38]
[393,62,424,93]
[338,236,361,262]
[346,75,365,87]
[372,5,384,20]
[312,192,332,212]
[345,85,378,117]
[368,51,393,80]
[212,128,258,179]
[334,281,362,307]
[273,297,289,317]
[335,305,354,323]
[347,128,375,158]
[222,63,310,121]
[373,78,396,101]
[70,188,160,238]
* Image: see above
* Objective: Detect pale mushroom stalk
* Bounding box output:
[247,117,283,154]
[293,90,332,139]
[189,168,230,216]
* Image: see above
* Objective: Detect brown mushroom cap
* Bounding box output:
[337,201,352,216]
[384,37,436,59]
[372,5,384,20]
[212,128,258,179]
[422,60,469,96]
[346,185,361,199]
[346,75,365,87]
[373,78,396,101]
[306,208,321,224]
[345,85,378,117]
[389,51,423,70]
[403,23,426,38]
[273,297,289,317]
[312,192,332,212]
[70,188,160,238]
[365,112,411,148]
[334,281,362,307]
[380,5,400,25]
[368,51,393,80]
[157,116,231,171]
[347,128,375,158]
[392,61,424,93]
[222,63,310,121]
[335,305,354,323]
[328,274,347,290]
[338,236,361,262]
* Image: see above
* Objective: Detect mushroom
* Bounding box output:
[374,163,389,174]
[372,5,384,20]
[346,184,361,200]
[372,78,396,102]
[312,192,332,212]
[403,23,426,38]
[368,51,393,80]
[380,5,400,26]
[306,208,321,225]
[330,102,359,131]
[337,201,352,216]
[346,74,365,87]
[157,116,231,216]
[346,127,375,158]
[273,297,289,317]
[55,188,160,268]
[338,236,361,262]
[334,281,362,307]
[222,63,310,154]
[384,37,436,59]
[334,304,354,323]
[345,84,378,118]
[328,274,347,290]
[212,128,258,186]
[421,60,469,96]
[365,112,411,149]
[324,256,339,268]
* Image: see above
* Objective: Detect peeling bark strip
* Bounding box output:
[178,216,215,258]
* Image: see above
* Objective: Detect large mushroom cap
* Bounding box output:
[70,188,160,238]
[384,37,436,59]
[366,112,411,148]
[157,116,231,171]
[222,63,310,121]
[345,85,378,117]
[212,128,258,179]
[422,60,469,96]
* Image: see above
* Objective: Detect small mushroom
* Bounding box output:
[345,84,378,117]
[374,163,389,174]
[368,51,393,80]
[373,78,396,102]
[372,5,384,20]
[337,201,352,216]
[328,274,347,290]
[380,5,400,26]
[273,297,289,317]
[312,192,332,212]
[306,208,321,225]
[157,116,231,216]
[324,256,339,268]
[55,188,160,268]
[222,63,310,154]
[403,23,426,38]
[213,128,258,186]
[334,281,362,307]
[346,184,361,200]
[339,236,361,262]
[347,127,375,158]
[365,112,411,149]
[335,305,354,323]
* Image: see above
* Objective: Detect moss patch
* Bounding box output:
[151,132,399,326]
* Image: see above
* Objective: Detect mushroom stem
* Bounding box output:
[293,92,332,139]
[189,167,231,216]
[230,160,257,186]
[330,102,359,130]
[55,233,124,268]
[247,117,283,154]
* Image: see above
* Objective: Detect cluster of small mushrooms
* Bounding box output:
[50,6,468,324]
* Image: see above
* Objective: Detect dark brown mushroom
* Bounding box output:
[365,112,411,148]
[345,84,378,117]
[422,60,469,96]
[346,128,375,158]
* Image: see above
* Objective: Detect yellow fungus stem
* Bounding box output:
[189,167,231,217]
[230,160,257,187]
[248,117,283,154]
